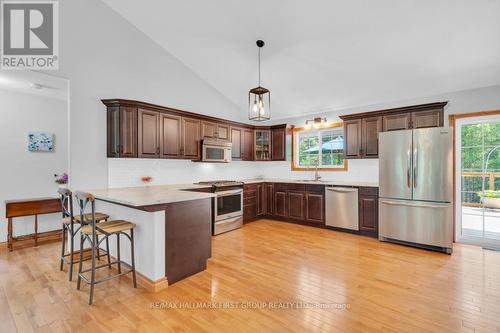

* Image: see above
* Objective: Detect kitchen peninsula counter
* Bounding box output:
[86,184,215,291]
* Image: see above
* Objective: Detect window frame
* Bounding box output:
[291,122,348,171]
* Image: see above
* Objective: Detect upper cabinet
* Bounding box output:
[107,106,137,158]
[254,130,271,161]
[201,121,230,141]
[340,102,447,159]
[271,126,286,161]
[103,99,287,162]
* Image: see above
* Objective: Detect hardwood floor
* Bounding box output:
[1,219,500,332]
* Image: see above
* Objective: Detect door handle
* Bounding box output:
[381,200,448,209]
[326,188,358,193]
[413,146,418,188]
[407,148,411,189]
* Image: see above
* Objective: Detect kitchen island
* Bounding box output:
[87,185,215,291]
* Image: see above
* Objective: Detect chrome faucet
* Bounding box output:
[314,160,321,181]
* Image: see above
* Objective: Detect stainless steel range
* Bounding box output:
[196,181,244,235]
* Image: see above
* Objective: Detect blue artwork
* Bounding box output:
[28,132,54,152]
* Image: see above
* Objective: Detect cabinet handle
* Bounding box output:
[156,147,160,155]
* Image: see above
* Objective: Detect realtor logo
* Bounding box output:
[1,0,59,69]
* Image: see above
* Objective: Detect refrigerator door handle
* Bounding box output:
[413,146,418,188]
[380,200,448,209]
[407,148,411,189]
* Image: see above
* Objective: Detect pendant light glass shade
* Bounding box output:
[248,40,271,121]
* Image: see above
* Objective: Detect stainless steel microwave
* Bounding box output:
[201,139,232,162]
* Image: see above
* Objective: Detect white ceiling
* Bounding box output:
[103,0,500,120]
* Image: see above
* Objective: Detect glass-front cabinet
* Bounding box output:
[254,130,271,160]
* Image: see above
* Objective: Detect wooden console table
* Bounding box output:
[5,197,62,251]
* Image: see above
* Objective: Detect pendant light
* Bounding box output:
[248,40,271,121]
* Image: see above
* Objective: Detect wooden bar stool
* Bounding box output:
[75,191,137,305]
[58,188,111,281]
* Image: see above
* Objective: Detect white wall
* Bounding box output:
[0,90,68,242]
[109,85,500,187]
[51,0,247,193]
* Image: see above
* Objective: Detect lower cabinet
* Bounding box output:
[305,192,324,224]
[358,187,379,237]
[243,182,376,236]
[288,191,306,220]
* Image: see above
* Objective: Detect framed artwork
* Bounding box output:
[28,132,54,152]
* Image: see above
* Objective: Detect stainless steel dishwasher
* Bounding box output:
[325,186,359,231]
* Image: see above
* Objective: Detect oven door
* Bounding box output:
[202,145,231,162]
[215,189,243,221]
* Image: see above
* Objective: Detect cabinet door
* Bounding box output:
[359,194,378,236]
[217,123,230,141]
[138,109,159,158]
[107,106,120,157]
[119,106,137,158]
[243,204,257,223]
[182,117,201,159]
[257,184,266,216]
[306,192,324,224]
[271,128,286,161]
[288,191,305,220]
[411,110,442,129]
[254,130,271,161]
[362,116,382,158]
[383,112,411,131]
[201,121,217,139]
[265,183,274,215]
[160,113,181,158]
[231,127,242,159]
[344,119,362,158]
[242,129,254,161]
[274,191,288,217]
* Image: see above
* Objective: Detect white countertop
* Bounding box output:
[89,179,377,207]
[241,179,379,187]
[88,184,215,207]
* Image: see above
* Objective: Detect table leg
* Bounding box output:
[34,215,38,247]
[7,218,13,252]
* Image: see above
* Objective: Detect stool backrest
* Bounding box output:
[74,191,97,235]
[58,188,73,221]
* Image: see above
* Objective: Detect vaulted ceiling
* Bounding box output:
[102,0,500,120]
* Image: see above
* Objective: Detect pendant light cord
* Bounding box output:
[258,47,261,87]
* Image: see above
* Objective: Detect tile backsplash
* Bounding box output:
[108,158,378,188]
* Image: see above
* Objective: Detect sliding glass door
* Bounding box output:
[456,115,500,248]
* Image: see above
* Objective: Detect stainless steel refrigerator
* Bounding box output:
[378,127,453,254]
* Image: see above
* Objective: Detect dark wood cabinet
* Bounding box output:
[138,109,160,158]
[201,121,230,141]
[274,191,288,218]
[382,112,411,131]
[306,192,324,224]
[243,184,258,223]
[265,183,274,215]
[181,117,201,159]
[257,184,266,216]
[103,100,286,161]
[230,127,242,159]
[288,191,306,220]
[242,129,254,161]
[201,121,217,139]
[217,123,230,141]
[340,102,447,159]
[271,127,286,161]
[107,106,137,158]
[362,116,382,158]
[411,109,443,129]
[358,187,378,237]
[160,113,182,158]
[344,119,362,158]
